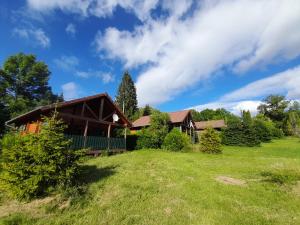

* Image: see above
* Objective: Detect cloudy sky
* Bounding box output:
[1,0,300,115]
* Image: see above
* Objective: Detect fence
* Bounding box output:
[65,134,126,150]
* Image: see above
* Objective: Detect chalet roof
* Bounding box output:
[132,110,191,128]
[194,120,226,130]
[6,93,131,127]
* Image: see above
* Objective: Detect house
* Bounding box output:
[5,93,131,153]
[194,119,226,132]
[131,110,195,135]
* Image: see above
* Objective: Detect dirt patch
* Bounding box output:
[216,176,247,186]
[59,198,71,210]
[164,207,172,216]
[0,196,56,218]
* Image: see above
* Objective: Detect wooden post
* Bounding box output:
[180,125,182,132]
[99,98,104,119]
[124,125,127,150]
[107,124,111,150]
[83,120,89,148]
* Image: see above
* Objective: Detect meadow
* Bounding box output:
[1,138,300,225]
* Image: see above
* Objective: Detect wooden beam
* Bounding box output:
[59,112,125,127]
[107,124,111,150]
[99,98,104,119]
[107,124,111,138]
[103,111,114,121]
[81,102,85,117]
[84,102,98,120]
[83,120,89,148]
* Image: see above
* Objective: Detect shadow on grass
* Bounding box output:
[59,165,119,200]
[78,165,118,185]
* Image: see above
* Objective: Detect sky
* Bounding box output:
[1,0,300,115]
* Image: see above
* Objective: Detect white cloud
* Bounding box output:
[27,0,160,21]
[93,0,300,106]
[190,65,300,115]
[54,55,79,71]
[66,23,76,37]
[12,27,50,48]
[61,82,80,100]
[222,66,300,101]
[27,0,300,106]
[191,100,262,116]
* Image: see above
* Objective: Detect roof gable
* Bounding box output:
[6,93,131,127]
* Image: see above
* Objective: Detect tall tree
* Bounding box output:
[257,95,289,127]
[242,110,252,126]
[0,53,62,134]
[143,104,152,116]
[115,71,138,120]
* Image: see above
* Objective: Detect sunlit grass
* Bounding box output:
[1,138,300,225]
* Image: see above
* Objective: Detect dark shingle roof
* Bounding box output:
[195,120,226,130]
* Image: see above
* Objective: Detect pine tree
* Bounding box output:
[115,71,138,119]
[143,104,151,116]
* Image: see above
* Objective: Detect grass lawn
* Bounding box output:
[1,138,300,225]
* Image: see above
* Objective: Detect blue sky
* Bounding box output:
[1,0,300,115]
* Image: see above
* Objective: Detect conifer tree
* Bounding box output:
[115,71,138,119]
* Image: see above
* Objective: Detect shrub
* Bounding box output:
[200,127,222,154]
[253,120,272,142]
[0,112,83,200]
[126,134,138,150]
[221,120,260,147]
[162,128,190,151]
[136,128,161,149]
[137,111,170,149]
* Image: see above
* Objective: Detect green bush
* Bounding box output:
[136,128,161,149]
[253,120,272,142]
[126,134,138,150]
[136,111,170,149]
[0,112,83,200]
[200,127,222,154]
[162,128,190,151]
[261,170,300,185]
[270,126,284,138]
[221,121,260,147]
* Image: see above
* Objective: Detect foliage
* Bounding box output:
[253,119,272,142]
[137,111,170,149]
[241,110,252,126]
[0,53,63,135]
[221,120,260,147]
[143,104,152,116]
[0,112,83,200]
[257,95,289,128]
[261,169,300,185]
[200,127,222,154]
[136,128,159,149]
[191,108,238,122]
[162,128,190,151]
[283,111,300,136]
[126,134,139,150]
[115,71,138,120]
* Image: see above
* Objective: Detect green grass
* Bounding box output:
[1,138,300,225]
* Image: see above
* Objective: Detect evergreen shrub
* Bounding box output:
[0,112,83,200]
[162,128,190,151]
[200,127,222,154]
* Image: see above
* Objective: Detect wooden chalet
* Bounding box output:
[131,110,195,137]
[5,93,131,153]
